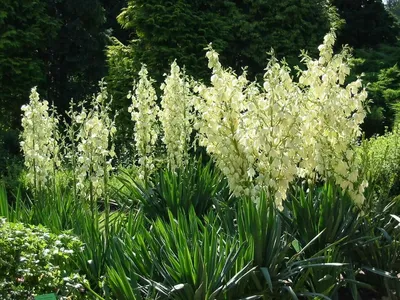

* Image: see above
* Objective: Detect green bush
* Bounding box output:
[359,127,400,200]
[0,218,87,299]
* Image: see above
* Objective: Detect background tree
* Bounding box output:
[387,0,400,20]
[43,0,108,114]
[111,0,331,82]
[0,0,59,129]
[332,0,400,48]
[332,0,400,136]
[230,0,333,76]
[350,43,400,135]
[101,0,130,43]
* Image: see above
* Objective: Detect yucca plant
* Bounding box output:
[236,193,347,299]
[109,164,141,207]
[282,182,365,298]
[0,185,31,223]
[350,132,400,298]
[284,181,361,252]
[114,156,230,219]
[151,157,229,218]
[110,207,255,299]
[350,210,400,299]
[104,210,144,299]
[344,167,400,298]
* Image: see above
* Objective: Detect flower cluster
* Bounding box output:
[20,87,60,190]
[128,65,159,181]
[194,48,253,197]
[159,61,194,169]
[298,31,368,205]
[74,82,116,200]
[195,31,369,208]
[244,58,304,209]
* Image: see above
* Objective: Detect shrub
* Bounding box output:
[0,218,87,299]
[359,126,400,199]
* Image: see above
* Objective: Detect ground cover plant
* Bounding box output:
[0,218,87,299]
[0,29,400,299]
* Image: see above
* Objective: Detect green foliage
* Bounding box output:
[44,0,108,115]
[110,208,255,299]
[0,0,59,129]
[114,0,331,81]
[114,157,230,219]
[351,211,400,298]
[0,218,86,299]
[0,128,23,193]
[368,65,400,129]
[359,127,400,199]
[333,0,400,49]
[356,187,400,298]
[0,182,138,298]
[231,0,332,73]
[5,11,400,297]
[284,183,363,297]
[106,39,137,157]
[235,194,346,299]
[331,0,400,137]
[285,182,360,255]
[101,0,130,43]
[1,172,400,299]
[0,0,113,130]
[349,42,400,136]
[387,0,400,20]
[353,136,400,298]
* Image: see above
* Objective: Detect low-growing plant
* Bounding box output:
[0,218,87,299]
[283,182,364,298]
[284,181,361,257]
[351,209,400,298]
[113,156,230,219]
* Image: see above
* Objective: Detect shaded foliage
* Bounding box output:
[0,0,59,129]
[333,0,400,49]
[350,42,400,136]
[43,0,108,114]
